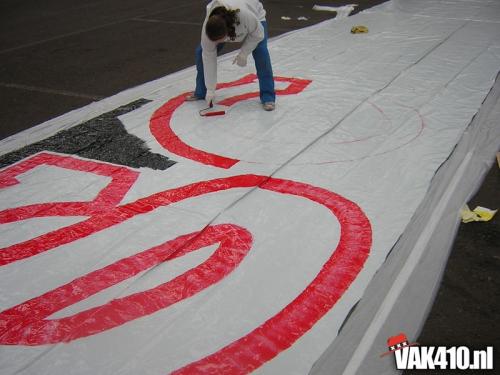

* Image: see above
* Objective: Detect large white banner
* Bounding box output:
[1,1,499,374]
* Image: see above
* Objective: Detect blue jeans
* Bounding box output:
[194,21,276,103]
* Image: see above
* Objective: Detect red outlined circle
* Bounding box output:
[298,106,425,166]
[214,100,392,147]
[215,105,425,167]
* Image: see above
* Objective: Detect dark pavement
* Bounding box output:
[406,162,500,374]
[0,0,385,139]
[1,0,498,371]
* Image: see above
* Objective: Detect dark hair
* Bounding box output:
[206,7,240,41]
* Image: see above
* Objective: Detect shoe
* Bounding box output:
[263,102,275,111]
[185,93,202,101]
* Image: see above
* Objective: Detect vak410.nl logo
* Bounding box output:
[381,333,494,371]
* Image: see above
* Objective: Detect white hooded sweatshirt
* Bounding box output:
[201,0,266,94]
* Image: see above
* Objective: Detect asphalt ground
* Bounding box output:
[0,0,385,139]
[1,0,498,371]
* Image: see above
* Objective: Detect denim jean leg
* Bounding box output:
[194,44,225,99]
[194,45,206,98]
[252,21,275,103]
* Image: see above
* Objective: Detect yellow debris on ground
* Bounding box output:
[351,25,369,34]
[460,204,498,223]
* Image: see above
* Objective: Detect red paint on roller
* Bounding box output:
[201,110,226,117]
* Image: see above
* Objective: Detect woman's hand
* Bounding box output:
[233,53,248,67]
[205,89,215,106]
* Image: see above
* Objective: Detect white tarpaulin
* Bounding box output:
[1,0,499,374]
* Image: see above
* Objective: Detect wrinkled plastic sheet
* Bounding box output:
[311,69,500,375]
[1,1,499,374]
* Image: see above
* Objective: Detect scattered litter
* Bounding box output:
[461,204,498,223]
[313,4,358,19]
[282,16,308,21]
[351,25,369,33]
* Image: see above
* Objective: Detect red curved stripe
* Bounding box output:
[171,177,371,374]
[150,75,312,168]
[0,224,252,345]
[1,154,371,374]
[0,153,139,265]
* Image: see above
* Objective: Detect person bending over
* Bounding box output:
[187,0,276,111]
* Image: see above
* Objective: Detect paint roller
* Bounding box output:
[199,101,226,117]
